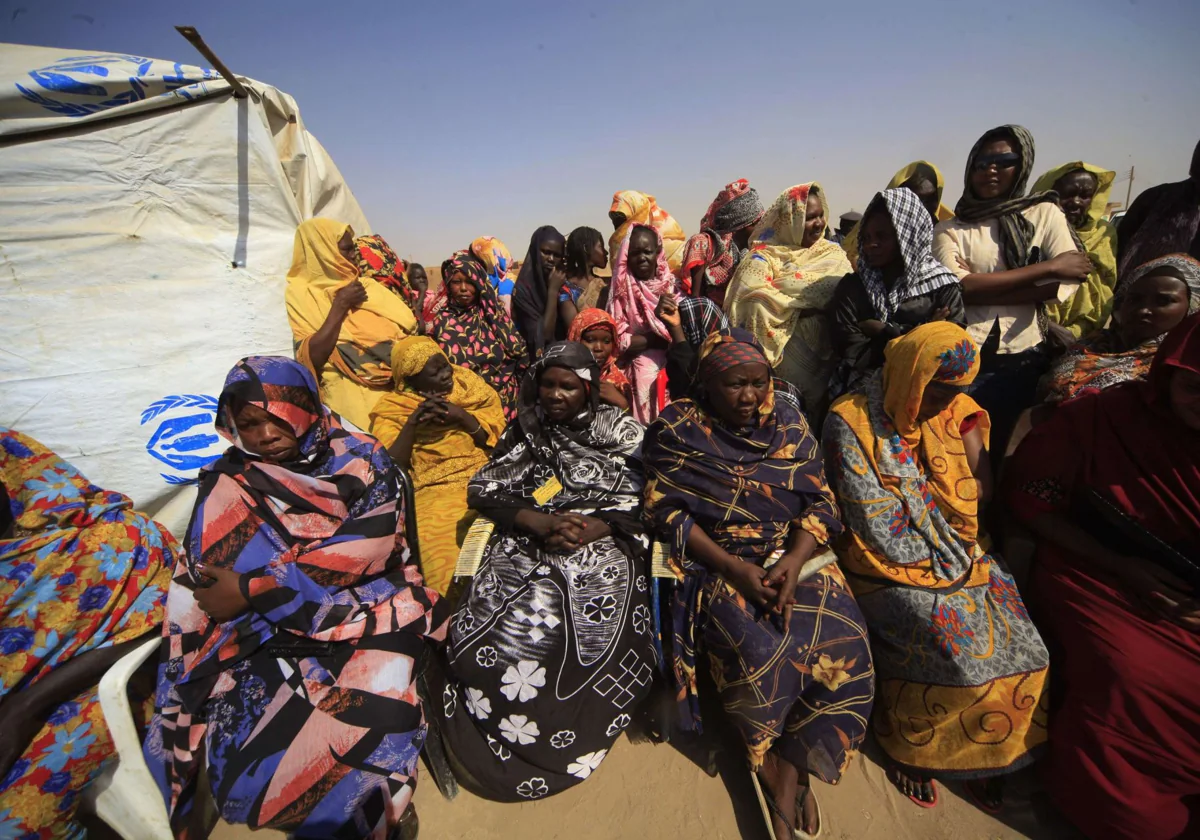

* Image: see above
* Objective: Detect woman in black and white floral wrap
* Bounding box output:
[436,341,656,801]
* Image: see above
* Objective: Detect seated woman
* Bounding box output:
[567,308,631,411]
[432,251,529,420]
[841,161,955,266]
[644,330,875,840]
[1040,254,1200,404]
[559,227,609,332]
[609,190,687,275]
[1029,162,1119,339]
[0,429,176,838]
[369,336,508,595]
[932,125,1092,460]
[1008,312,1200,840]
[830,186,965,399]
[144,356,447,838]
[435,342,654,802]
[470,235,518,315]
[511,226,568,355]
[287,218,418,430]
[725,183,853,424]
[356,233,425,328]
[823,322,1050,812]
[679,179,765,306]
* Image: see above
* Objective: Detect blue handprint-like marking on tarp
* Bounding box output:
[140,395,223,485]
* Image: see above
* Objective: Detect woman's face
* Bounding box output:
[1054,170,1099,229]
[409,354,453,396]
[338,227,357,262]
[969,139,1020,201]
[801,193,826,248]
[709,362,770,427]
[591,240,609,270]
[733,222,757,250]
[1169,369,1200,430]
[859,211,900,271]
[580,327,614,366]
[540,238,565,273]
[539,366,588,422]
[409,265,428,291]
[447,271,478,308]
[916,381,964,423]
[608,211,627,231]
[1116,273,1191,346]
[908,178,940,223]
[628,228,660,281]
[234,403,300,463]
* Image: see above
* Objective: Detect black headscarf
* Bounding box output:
[511,225,566,355]
[1117,139,1200,275]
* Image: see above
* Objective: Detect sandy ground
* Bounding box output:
[210,728,1081,840]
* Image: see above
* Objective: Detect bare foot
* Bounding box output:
[889,766,936,805]
[795,770,821,835]
[758,751,798,839]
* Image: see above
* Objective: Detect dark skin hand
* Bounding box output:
[598,381,629,411]
[194,565,250,623]
[654,294,688,344]
[387,398,488,470]
[513,509,612,554]
[0,629,160,782]
[307,279,368,373]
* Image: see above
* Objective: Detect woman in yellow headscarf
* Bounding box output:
[608,190,687,275]
[823,322,1049,813]
[286,218,418,430]
[725,183,852,422]
[842,161,954,266]
[369,336,506,594]
[1031,162,1118,338]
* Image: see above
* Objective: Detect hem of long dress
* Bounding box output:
[884,742,1046,781]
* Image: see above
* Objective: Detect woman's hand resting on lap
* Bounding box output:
[194,566,250,623]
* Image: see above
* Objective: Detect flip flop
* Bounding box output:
[750,769,790,840]
[793,784,823,839]
[964,779,1003,815]
[889,765,938,809]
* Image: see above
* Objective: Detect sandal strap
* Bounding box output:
[756,771,792,826]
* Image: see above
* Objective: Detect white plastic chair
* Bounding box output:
[85,635,172,839]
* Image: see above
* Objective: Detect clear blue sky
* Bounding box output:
[3,0,1198,266]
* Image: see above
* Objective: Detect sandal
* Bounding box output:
[749,769,791,840]
[888,765,938,809]
[793,784,823,839]
[964,778,1003,815]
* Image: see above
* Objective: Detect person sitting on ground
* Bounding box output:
[823,322,1050,813]
[356,234,425,334]
[1029,162,1120,339]
[567,308,631,411]
[1007,311,1200,840]
[1118,138,1200,274]
[0,429,176,839]
[559,227,609,333]
[431,251,528,420]
[608,190,687,275]
[1039,254,1200,405]
[830,187,965,399]
[931,124,1092,461]
[645,329,875,840]
[679,179,765,307]
[725,183,853,424]
[369,336,508,595]
[434,341,655,802]
[606,224,681,423]
[144,356,447,838]
[842,161,955,266]
[287,218,418,430]
[511,226,568,355]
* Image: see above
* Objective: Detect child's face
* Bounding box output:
[581,327,614,365]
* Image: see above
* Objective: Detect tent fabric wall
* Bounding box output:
[0,43,372,536]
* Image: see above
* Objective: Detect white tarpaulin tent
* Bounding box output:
[0,43,371,535]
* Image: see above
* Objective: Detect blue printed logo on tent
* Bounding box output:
[140,395,222,485]
[16,54,218,118]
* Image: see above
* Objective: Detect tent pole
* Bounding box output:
[175,26,250,99]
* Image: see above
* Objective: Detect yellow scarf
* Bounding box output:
[608,190,687,274]
[724,183,852,366]
[368,336,506,491]
[1032,161,1118,337]
[841,161,955,267]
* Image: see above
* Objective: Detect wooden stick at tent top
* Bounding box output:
[175,26,250,99]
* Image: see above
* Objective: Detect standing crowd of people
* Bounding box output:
[2,126,1198,840]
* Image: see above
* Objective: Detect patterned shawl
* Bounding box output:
[644,328,842,727]
[856,187,960,321]
[567,307,632,392]
[1039,253,1200,404]
[467,342,645,526]
[368,336,507,492]
[166,356,446,704]
[433,251,528,419]
[355,233,416,307]
[725,183,853,367]
[1032,162,1119,338]
[825,322,990,593]
[679,179,765,304]
[286,219,417,389]
[471,236,518,298]
[609,190,687,275]
[842,161,955,266]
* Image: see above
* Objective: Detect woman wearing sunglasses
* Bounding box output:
[932,125,1092,460]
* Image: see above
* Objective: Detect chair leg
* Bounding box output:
[416,652,458,801]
